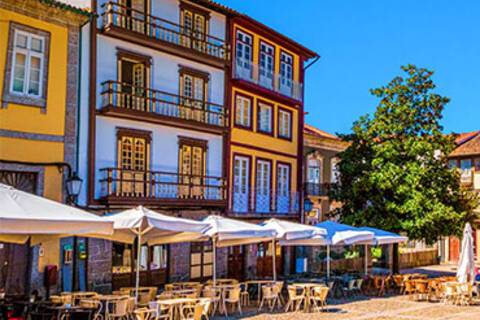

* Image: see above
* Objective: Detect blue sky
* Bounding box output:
[217,0,480,135]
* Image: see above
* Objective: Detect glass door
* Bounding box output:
[233,156,250,212]
[256,160,271,213]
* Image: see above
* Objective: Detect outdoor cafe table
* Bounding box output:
[292,283,325,312]
[152,297,210,320]
[244,280,275,305]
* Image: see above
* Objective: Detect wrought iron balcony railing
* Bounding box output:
[230,189,300,215]
[233,57,303,102]
[100,168,226,203]
[100,1,229,61]
[101,80,228,128]
[304,183,332,197]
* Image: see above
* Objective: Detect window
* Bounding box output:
[257,102,273,134]
[190,241,213,281]
[151,245,168,270]
[279,52,293,95]
[179,67,209,109]
[112,242,132,274]
[278,109,292,139]
[235,31,253,80]
[180,4,209,37]
[235,95,252,128]
[307,158,322,184]
[117,50,150,111]
[474,158,480,171]
[448,159,458,169]
[331,158,340,184]
[0,171,37,194]
[116,128,151,197]
[178,137,207,198]
[460,159,473,183]
[259,42,274,88]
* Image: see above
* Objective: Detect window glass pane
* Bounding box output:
[259,104,272,132]
[13,53,26,93]
[15,33,28,48]
[28,56,41,95]
[30,38,43,52]
[151,245,167,270]
[448,160,457,169]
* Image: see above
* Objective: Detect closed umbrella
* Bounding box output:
[457,223,475,284]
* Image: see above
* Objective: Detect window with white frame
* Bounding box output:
[331,158,340,183]
[258,102,272,133]
[307,158,322,184]
[235,95,251,128]
[460,159,473,183]
[10,30,45,97]
[278,109,291,138]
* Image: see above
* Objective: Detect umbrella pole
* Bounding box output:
[272,239,277,281]
[135,230,141,304]
[213,237,217,287]
[327,245,331,279]
[364,244,368,276]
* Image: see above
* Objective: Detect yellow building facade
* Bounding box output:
[0,0,88,295]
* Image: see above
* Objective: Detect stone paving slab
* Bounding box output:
[216,294,480,320]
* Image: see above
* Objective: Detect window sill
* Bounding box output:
[2,93,46,110]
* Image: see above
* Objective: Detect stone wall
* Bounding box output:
[87,239,112,293]
[168,243,190,282]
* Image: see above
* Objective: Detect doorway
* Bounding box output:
[256,242,282,279]
[227,246,245,281]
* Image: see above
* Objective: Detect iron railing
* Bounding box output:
[100,1,229,61]
[101,80,228,128]
[304,183,332,196]
[233,57,303,101]
[100,168,226,201]
[231,189,300,215]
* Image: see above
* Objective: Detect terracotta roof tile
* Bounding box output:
[304,124,340,140]
[451,131,480,157]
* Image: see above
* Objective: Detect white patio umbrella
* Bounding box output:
[456,223,475,284]
[358,227,408,275]
[202,216,276,284]
[0,183,113,244]
[261,219,327,280]
[281,221,374,278]
[99,206,211,302]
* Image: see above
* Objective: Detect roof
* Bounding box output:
[190,0,318,59]
[39,0,92,16]
[304,124,341,140]
[450,131,480,157]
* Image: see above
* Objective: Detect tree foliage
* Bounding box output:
[331,65,479,243]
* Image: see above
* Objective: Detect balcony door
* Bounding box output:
[256,160,271,213]
[116,129,151,198]
[279,52,293,96]
[178,137,206,199]
[118,0,148,34]
[259,42,274,89]
[235,31,253,80]
[179,67,209,122]
[276,163,291,213]
[118,52,150,112]
[233,155,250,213]
[190,242,213,282]
[180,4,209,52]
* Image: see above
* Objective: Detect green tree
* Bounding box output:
[331,65,478,244]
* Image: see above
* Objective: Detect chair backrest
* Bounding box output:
[404,280,414,291]
[356,278,363,290]
[327,282,334,290]
[348,279,356,290]
[226,286,241,301]
[193,304,204,320]
[79,299,100,310]
[164,284,174,292]
[157,292,173,300]
[134,308,157,320]
[287,285,301,299]
[138,292,152,305]
[261,285,273,299]
[319,287,329,301]
[415,281,427,293]
[111,296,129,316]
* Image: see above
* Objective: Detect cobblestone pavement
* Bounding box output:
[215,294,480,320]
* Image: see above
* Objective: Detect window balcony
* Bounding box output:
[100,167,226,206]
[304,183,332,197]
[100,1,229,64]
[229,189,300,217]
[100,80,228,131]
[233,57,303,102]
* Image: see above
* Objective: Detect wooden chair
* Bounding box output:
[181,303,204,320]
[79,299,102,320]
[441,283,459,305]
[258,285,279,312]
[343,279,357,297]
[133,308,157,320]
[310,287,329,312]
[273,282,285,306]
[403,280,416,297]
[239,283,250,306]
[223,286,242,317]
[202,286,221,316]
[284,285,305,312]
[106,296,129,320]
[393,275,404,293]
[414,281,428,301]
[458,283,473,306]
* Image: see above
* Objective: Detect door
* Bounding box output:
[178,140,206,199]
[119,0,146,33]
[276,164,291,213]
[259,42,274,88]
[233,156,250,212]
[256,160,271,213]
[227,246,245,281]
[235,31,253,80]
[449,237,460,262]
[190,242,213,282]
[120,58,146,111]
[118,135,148,197]
[180,73,206,121]
[279,52,293,95]
[256,242,282,279]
